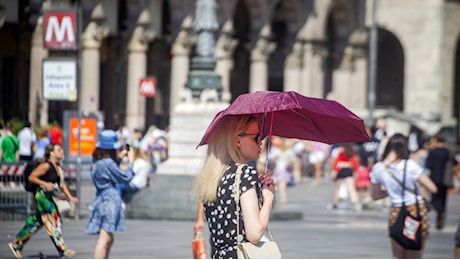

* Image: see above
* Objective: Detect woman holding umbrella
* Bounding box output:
[193,114,276,258]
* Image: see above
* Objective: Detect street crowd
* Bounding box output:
[2,117,460,258]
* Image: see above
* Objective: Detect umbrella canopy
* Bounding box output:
[197,91,370,147]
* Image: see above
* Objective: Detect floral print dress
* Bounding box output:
[204,163,262,259]
[85,158,134,235]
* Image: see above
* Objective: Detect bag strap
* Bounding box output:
[5,135,18,151]
[234,164,273,249]
[385,160,420,216]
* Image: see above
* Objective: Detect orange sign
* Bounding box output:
[139,77,156,97]
[69,117,97,156]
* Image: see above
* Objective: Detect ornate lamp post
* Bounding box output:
[185,0,222,100]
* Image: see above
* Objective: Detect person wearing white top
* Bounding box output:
[370,133,437,259]
[17,121,36,161]
[116,143,153,202]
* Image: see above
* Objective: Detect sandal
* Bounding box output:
[63,249,76,257]
[8,242,23,259]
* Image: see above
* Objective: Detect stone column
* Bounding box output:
[125,10,155,131]
[283,41,303,92]
[170,17,193,110]
[81,20,108,113]
[249,28,275,93]
[331,47,354,107]
[215,21,238,101]
[301,41,326,98]
[331,31,369,109]
[28,16,49,126]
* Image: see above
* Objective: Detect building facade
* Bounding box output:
[1,0,460,141]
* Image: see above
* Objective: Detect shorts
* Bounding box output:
[336,168,354,179]
[309,151,325,164]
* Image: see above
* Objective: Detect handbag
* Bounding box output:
[192,231,207,259]
[53,197,72,214]
[234,164,282,259]
[388,160,423,250]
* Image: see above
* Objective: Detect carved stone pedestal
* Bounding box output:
[126,101,228,220]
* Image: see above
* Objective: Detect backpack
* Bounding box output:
[24,160,41,192]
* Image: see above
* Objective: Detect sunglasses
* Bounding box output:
[239,133,260,143]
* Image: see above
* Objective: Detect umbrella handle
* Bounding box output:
[263,112,274,176]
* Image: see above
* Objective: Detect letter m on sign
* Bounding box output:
[43,10,77,50]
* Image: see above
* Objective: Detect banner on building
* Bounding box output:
[43,59,77,101]
[139,77,156,97]
[68,117,97,156]
[43,10,78,50]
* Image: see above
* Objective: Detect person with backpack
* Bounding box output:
[8,144,79,259]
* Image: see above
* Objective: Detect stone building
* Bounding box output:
[1,0,459,141]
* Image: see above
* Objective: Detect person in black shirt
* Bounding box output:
[425,133,458,229]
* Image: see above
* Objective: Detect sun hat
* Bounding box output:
[96,130,121,150]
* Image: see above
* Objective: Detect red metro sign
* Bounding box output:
[43,10,77,50]
[139,78,156,97]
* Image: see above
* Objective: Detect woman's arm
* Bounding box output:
[240,172,275,244]
[240,188,273,244]
[418,174,437,194]
[58,168,79,204]
[193,202,204,235]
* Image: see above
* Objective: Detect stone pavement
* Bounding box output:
[0,179,459,259]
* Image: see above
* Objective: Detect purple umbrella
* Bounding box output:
[197,91,370,147]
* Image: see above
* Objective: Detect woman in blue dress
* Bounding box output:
[85,130,134,259]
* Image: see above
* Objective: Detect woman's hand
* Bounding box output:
[42,182,56,192]
[259,171,275,201]
[69,196,79,204]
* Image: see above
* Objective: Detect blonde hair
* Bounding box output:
[132,147,153,165]
[194,114,256,204]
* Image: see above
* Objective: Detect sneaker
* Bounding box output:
[8,242,22,259]
[351,203,362,212]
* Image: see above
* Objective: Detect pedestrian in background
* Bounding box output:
[425,132,458,230]
[370,133,437,259]
[48,120,63,146]
[0,122,19,162]
[193,114,275,258]
[17,121,36,161]
[33,126,51,160]
[116,141,154,203]
[268,136,295,204]
[85,130,134,259]
[330,142,360,210]
[8,144,79,258]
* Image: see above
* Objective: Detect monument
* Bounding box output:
[126,0,229,220]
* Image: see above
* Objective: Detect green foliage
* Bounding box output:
[8,118,24,135]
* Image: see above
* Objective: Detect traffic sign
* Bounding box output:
[139,77,156,97]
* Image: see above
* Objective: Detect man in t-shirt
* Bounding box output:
[425,133,458,230]
[49,120,63,145]
[17,121,37,161]
[0,122,20,162]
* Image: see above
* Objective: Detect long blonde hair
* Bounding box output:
[194,114,256,204]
